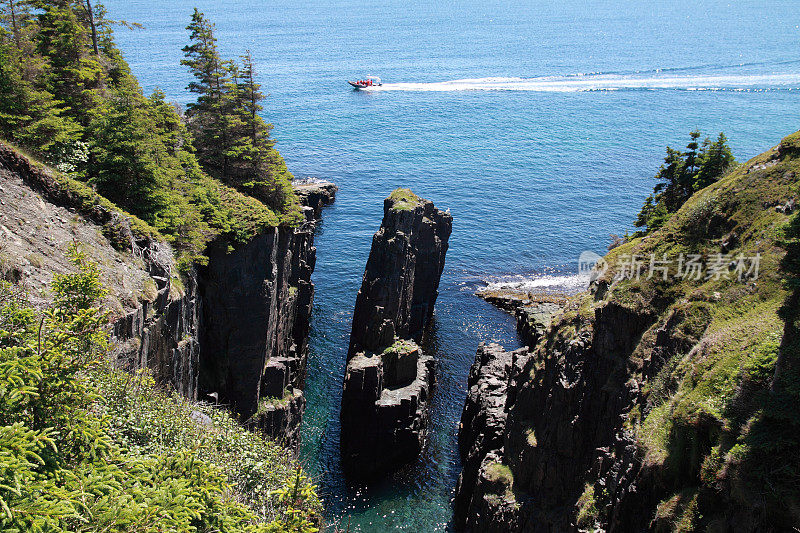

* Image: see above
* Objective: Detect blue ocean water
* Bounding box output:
[104,0,800,530]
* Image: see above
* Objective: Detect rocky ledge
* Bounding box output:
[292,179,338,220]
[340,189,452,479]
[477,288,565,348]
[341,340,435,479]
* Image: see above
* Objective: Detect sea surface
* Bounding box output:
[104,0,800,530]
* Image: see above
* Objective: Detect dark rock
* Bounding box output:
[340,343,434,480]
[292,180,337,219]
[347,191,452,356]
[198,227,316,430]
[453,343,529,531]
[341,190,451,479]
[453,297,658,532]
[249,388,306,450]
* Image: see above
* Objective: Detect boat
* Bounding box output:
[348,76,382,89]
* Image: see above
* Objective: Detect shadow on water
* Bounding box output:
[300,197,523,531]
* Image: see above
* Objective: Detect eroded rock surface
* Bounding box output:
[293,180,337,220]
[341,190,451,479]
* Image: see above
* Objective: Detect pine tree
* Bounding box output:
[694,132,735,191]
[0,0,81,154]
[181,8,234,179]
[229,50,291,209]
[88,77,169,221]
[634,131,736,234]
[181,13,295,211]
[33,0,103,128]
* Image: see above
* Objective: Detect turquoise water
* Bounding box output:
[105,0,800,529]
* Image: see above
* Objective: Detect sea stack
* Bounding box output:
[340,188,452,479]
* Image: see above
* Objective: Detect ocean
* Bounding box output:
[103,0,800,529]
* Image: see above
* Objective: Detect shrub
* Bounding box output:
[0,247,320,531]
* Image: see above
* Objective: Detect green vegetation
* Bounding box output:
[0,1,301,269]
[484,461,515,503]
[388,188,421,211]
[256,388,294,413]
[182,10,294,212]
[575,483,599,530]
[635,131,735,234]
[585,131,800,528]
[485,461,513,485]
[0,245,320,531]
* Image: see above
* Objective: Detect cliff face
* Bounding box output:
[340,189,452,479]
[0,142,200,397]
[455,134,800,532]
[348,189,452,355]
[0,143,331,449]
[197,226,316,447]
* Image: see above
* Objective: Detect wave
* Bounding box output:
[366,72,800,93]
[480,272,590,295]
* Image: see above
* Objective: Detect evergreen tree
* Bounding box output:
[635,130,736,233]
[88,77,169,221]
[694,132,735,191]
[181,8,233,179]
[33,0,103,128]
[182,13,294,210]
[230,50,292,209]
[0,0,81,154]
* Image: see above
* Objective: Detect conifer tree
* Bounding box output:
[229,50,291,208]
[0,0,81,153]
[182,13,294,210]
[694,132,735,191]
[635,130,735,233]
[181,8,233,179]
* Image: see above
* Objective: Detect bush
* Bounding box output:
[0,246,320,531]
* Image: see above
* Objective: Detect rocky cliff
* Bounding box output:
[0,142,333,449]
[454,133,800,531]
[198,226,316,447]
[340,188,452,479]
[0,142,200,397]
[293,180,337,220]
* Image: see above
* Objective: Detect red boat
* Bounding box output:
[348,76,382,89]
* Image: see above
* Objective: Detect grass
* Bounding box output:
[256,388,295,413]
[94,368,320,523]
[575,483,599,530]
[388,188,422,211]
[560,130,800,528]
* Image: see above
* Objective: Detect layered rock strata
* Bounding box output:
[1,142,335,449]
[0,142,200,397]
[340,189,452,479]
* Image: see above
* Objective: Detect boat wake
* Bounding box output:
[366,71,800,93]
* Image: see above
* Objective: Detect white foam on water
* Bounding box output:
[364,72,800,93]
[481,272,591,295]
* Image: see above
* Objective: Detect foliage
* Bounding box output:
[591,130,800,529]
[0,1,301,269]
[635,131,736,233]
[387,188,421,211]
[182,9,296,212]
[0,248,320,531]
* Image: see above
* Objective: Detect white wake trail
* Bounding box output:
[366,73,800,92]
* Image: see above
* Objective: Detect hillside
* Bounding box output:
[455,132,800,531]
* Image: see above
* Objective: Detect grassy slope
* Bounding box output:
[574,131,799,529]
